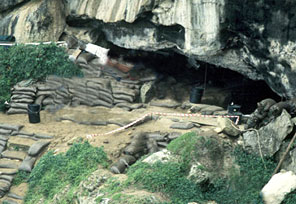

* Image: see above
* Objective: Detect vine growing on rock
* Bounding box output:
[0,43,83,111]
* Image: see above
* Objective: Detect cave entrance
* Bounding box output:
[108,48,281,114]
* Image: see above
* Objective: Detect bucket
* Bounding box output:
[227,104,241,115]
[190,86,204,104]
[27,104,41,124]
[227,103,242,124]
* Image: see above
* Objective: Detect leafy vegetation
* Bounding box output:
[24,141,109,203]
[0,43,83,111]
[20,131,295,204]
[96,176,165,204]
[125,132,278,204]
[283,191,296,204]
[12,170,30,186]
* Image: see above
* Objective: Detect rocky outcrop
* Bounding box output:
[0,0,65,43]
[1,0,296,98]
[0,0,27,12]
[261,170,296,204]
[243,110,294,157]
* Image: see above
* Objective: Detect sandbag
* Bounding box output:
[35,95,45,105]
[7,108,27,115]
[0,129,12,135]
[0,179,11,192]
[86,78,111,90]
[76,52,96,64]
[113,99,128,105]
[10,98,34,104]
[11,91,35,97]
[115,103,132,111]
[10,94,33,100]
[120,79,140,85]
[42,97,54,106]
[110,160,126,174]
[12,86,36,93]
[146,132,168,142]
[10,103,30,110]
[36,90,55,96]
[0,124,23,131]
[37,84,55,91]
[18,156,37,172]
[113,94,134,103]
[112,87,137,97]
[119,155,136,166]
[146,139,159,153]
[28,141,50,156]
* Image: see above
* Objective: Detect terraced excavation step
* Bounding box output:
[7,137,36,152]
[1,151,27,161]
[0,159,21,169]
[0,168,18,175]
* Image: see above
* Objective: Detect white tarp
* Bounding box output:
[85,43,109,65]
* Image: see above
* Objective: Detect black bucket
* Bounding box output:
[227,104,241,115]
[227,103,242,124]
[190,86,204,104]
[27,104,41,124]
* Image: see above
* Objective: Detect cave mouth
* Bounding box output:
[108,47,281,114]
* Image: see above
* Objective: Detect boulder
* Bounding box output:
[217,117,241,137]
[140,82,155,103]
[0,0,65,43]
[261,170,296,204]
[243,110,294,157]
[187,162,210,185]
[143,149,179,165]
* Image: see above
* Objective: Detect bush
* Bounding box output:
[24,141,109,203]
[126,160,204,204]
[12,170,30,186]
[126,131,278,204]
[0,43,83,111]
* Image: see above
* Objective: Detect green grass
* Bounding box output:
[0,43,83,111]
[12,170,30,186]
[24,141,109,204]
[125,132,278,204]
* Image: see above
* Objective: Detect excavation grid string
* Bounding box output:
[86,112,240,138]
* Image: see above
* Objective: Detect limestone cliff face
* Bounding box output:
[0,0,65,43]
[0,0,296,98]
[0,0,27,13]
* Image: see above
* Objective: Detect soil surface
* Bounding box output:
[0,103,220,203]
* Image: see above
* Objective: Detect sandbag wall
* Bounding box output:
[7,86,37,114]
[7,49,145,113]
[110,131,181,174]
[0,123,52,199]
[7,76,141,113]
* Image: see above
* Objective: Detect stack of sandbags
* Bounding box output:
[45,76,72,106]
[111,80,140,110]
[35,83,57,108]
[110,131,182,174]
[75,52,102,77]
[69,77,113,108]
[7,85,36,114]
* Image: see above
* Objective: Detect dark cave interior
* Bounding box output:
[108,47,281,114]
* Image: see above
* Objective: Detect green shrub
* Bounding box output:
[283,191,296,204]
[167,132,198,169]
[12,170,30,186]
[126,160,203,204]
[0,43,83,111]
[126,131,278,204]
[24,141,109,203]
